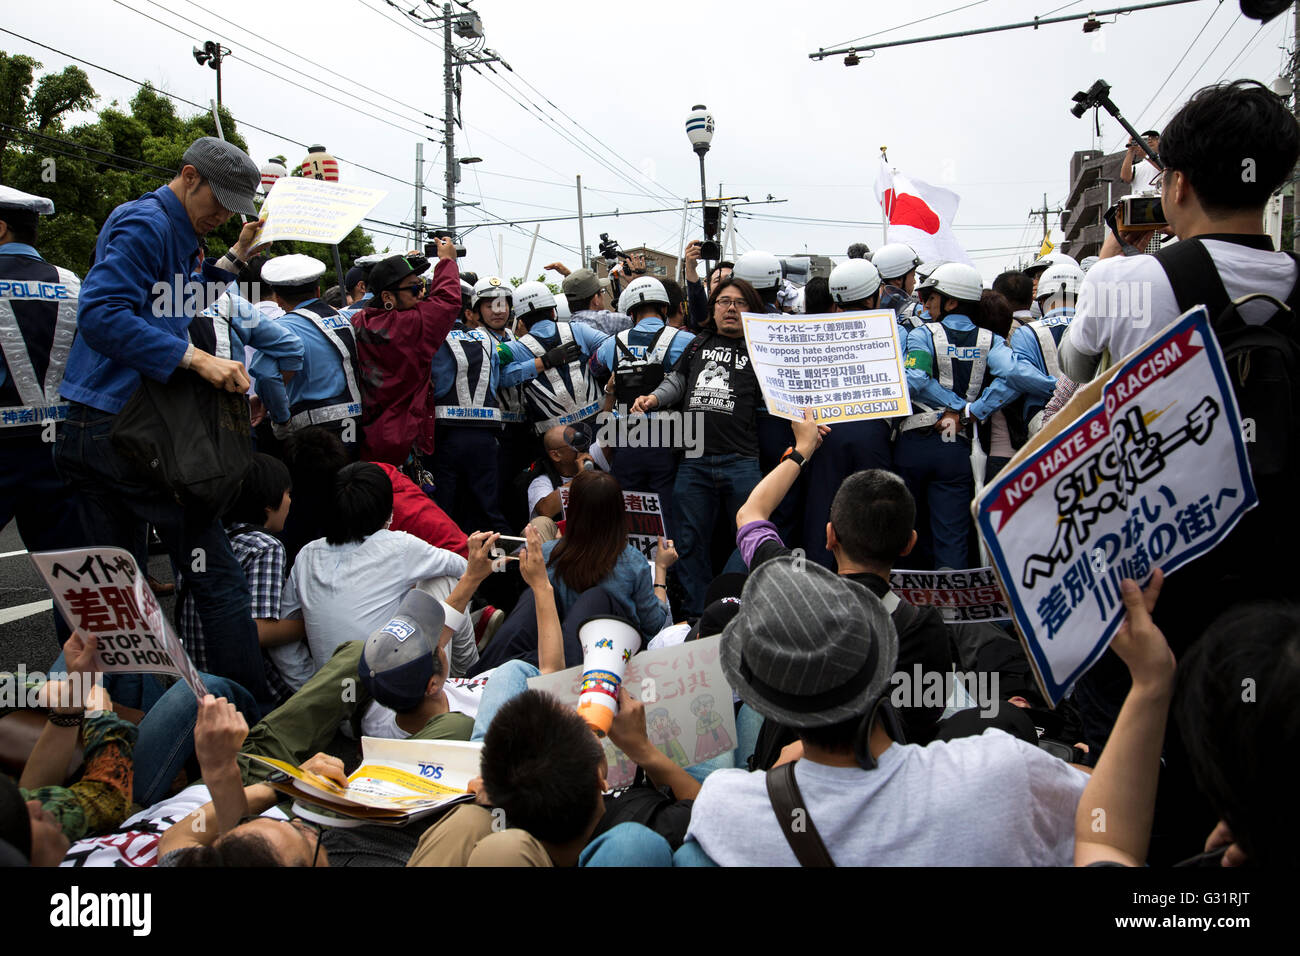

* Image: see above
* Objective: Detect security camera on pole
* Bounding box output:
[686,105,716,276]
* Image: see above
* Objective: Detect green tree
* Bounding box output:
[509,273,560,295]
[0,52,95,184]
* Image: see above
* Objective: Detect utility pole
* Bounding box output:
[576,174,586,266]
[1292,0,1299,253]
[1031,192,1064,248]
[414,141,424,249]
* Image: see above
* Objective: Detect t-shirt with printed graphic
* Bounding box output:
[674,331,761,458]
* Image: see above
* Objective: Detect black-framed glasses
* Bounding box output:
[399,278,427,296]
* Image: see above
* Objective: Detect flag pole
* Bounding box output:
[880,146,890,246]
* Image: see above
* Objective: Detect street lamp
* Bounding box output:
[685,104,716,272]
[191,41,229,107]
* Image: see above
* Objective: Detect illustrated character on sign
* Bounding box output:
[646,707,689,766]
[690,694,733,762]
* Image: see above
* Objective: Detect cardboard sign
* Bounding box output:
[254,177,387,246]
[976,307,1257,703]
[558,488,666,559]
[527,634,736,789]
[741,310,912,423]
[889,568,1010,623]
[29,547,207,697]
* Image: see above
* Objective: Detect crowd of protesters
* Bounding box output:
[1,78,1297,868]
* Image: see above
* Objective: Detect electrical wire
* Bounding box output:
[1147,11,1244,128]
[0,123,177,174]
[822,0,992,53]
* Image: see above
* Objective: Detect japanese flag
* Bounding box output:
[875,158,974,267]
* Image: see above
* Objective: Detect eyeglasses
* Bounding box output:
[399,278,427,296]
[715,296,748,309]
[1148,168,1166,189]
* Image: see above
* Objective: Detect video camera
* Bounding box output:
[1070,79,1162,171]
[425,229,467,260]
[598,233,629,269]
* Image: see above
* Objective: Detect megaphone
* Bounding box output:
[576,615,641,736]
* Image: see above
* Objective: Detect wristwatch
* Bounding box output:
[780,447,809,470]
[47,711,84,727]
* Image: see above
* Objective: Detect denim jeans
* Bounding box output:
[673,838,719,866]
[579,822,673,866]
[54,402,270,705]
[132,673,259,806]
[470,659,538,742]
[673,454,762,617]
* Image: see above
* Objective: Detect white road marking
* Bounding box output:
[0,599,52,624]
[0,550,30,560]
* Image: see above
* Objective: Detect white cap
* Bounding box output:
[0,185,54,216]
[513,280,556,318]
[354,253,388,266]
[262,254,327,286]
[829,259,882,305]
[733,251,782,290]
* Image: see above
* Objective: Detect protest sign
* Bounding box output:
[254,177,387,246]
[889,568,1010,623]
[528,635,735,789]
[30,547,207,697]
[559,488,666,559]
[248,738,481,827]
[976,307,1257,703]
[741,310,912,423]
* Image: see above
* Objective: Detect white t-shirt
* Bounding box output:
[525,444,612,517]
[1066,238,1298,374]
[685,729,1088,866]
[359,671,494,738]
[274,530,473,689]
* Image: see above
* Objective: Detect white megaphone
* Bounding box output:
[576,615,641,736]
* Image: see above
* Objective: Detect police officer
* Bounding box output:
[593,276,695,532]
[873,242,927,333]
[0,186,87,641]
[251,254,362,455]
[505,280,608,435]
[1021,251,1078,318]
[893,263,1022,570]
[429,276,519,532]
[798,259,897,569]
[1007,261,1083,437]
[197,285,304,428]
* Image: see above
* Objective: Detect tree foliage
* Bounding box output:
[0,51,374,273]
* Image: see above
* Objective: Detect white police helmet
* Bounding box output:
[871,243,922,282]
[916,262,984,302]
[471,276,512,310]
[732,250,782,290]
[1035,261,1085,304]
[828,259,882,305]
[513,280,556,318]
[618,275,670,314]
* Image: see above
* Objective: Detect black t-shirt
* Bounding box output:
[674,331,762,458]
[592,781,694,850]
[749,539,954,750]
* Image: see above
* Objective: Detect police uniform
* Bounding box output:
[429,321,512,533]
[595,316,694,533]
[1008,305,1073,436]
[0,187,88,640]
[880,283,928,335]
[510,317,606,434]
[197,288,304,426]
[894,313,1021,570]
[249,255,361,452]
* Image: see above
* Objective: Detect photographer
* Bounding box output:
[1119,129,1161,187]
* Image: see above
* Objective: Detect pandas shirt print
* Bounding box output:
[680,333,761,458]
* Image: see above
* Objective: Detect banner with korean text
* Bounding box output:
[975,307,1256,703]
[742,310,912,423]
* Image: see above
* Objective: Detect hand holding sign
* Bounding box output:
[1110,570,1175,695]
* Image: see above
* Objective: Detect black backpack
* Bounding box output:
[1154,238,1300,482]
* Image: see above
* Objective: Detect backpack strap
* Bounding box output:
[1153,238,1232,318]
[765,762,836,867]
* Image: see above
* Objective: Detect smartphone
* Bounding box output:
[1117,195,1167,230]
[494,535,527,548]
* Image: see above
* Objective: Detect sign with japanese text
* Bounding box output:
[976,308,1257,703]
[527,635,735,788]
[30,547,207,697]
[889,568,1011,623]
[741,310,912,423]
[559,488,666,560]
[254,177,387,246]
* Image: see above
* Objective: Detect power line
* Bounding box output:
[1121,0,1226,146]
[0,123,177,174]
[1149,11,1244,127]
[823,1,991,52]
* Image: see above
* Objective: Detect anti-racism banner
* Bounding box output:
[889,568,1010,623]
[742,310,912,423]
[975,307,1256,703]
[528,635,735,789]
[30,547,207,697]
[559,488,666,559]
[254,177,387,246]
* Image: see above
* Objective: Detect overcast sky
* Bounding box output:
[5,0,1293,280]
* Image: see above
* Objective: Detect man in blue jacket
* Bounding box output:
[55,136,274,709]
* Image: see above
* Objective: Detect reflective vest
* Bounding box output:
[517,322,601,434]
[900,322,993,432]
[274,301,362,436]
[0,256,79,436]
[612,324,679,408]
[1024,314,1068,434]
[434,325,503,425]
[491,328,527,425]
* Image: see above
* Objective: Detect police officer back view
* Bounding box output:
[0,186,87,641]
